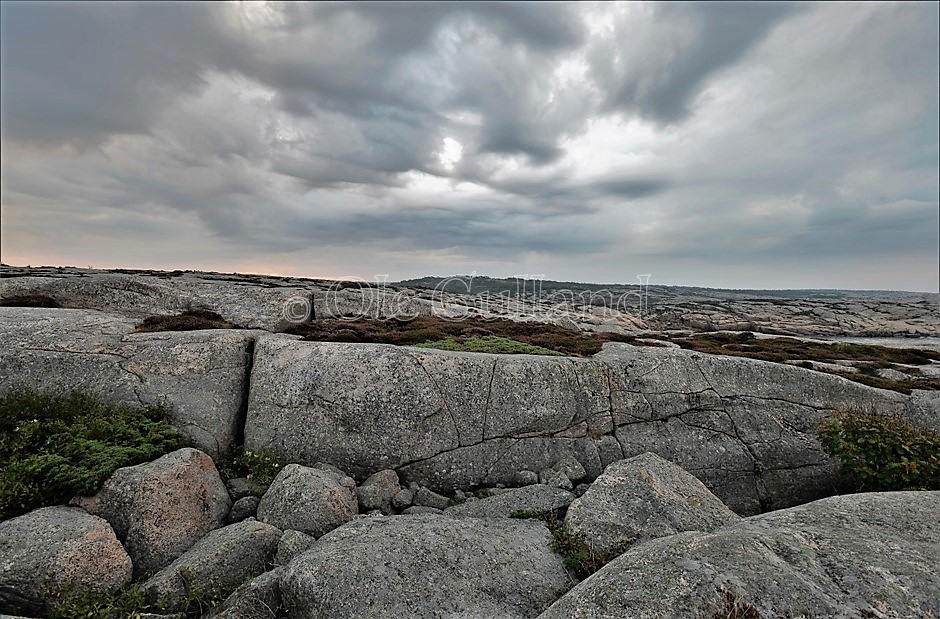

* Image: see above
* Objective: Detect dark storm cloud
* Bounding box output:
[590,1,797,123]
[1,2,937,290]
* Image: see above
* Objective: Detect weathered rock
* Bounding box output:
[227,496,260,524]
[539,468,574,491]
[279,514,573,618]
[256,464,357,537]
[0,308,254,456]
[564,453,740,557]
[446,484,575,519]
[210,568,282,619]
[226,478,264,501]
[553,455,587,483]
[72,448,231,576]
[355,469,400,514]
[540,491,940,619]
[274,530,316,567]
[413,487,450,510]
[142,519,281,613]
[401,506,442,515]
[514,470,540,486]
[245,335,923,515]
[391,488,414,510]
[0,506,133,615]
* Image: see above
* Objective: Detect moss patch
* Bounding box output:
[416,335,563,356]
[0,387,186,520]
[135,308,241,332]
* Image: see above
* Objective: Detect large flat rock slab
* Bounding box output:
[279,514,572,619]
[539,491,940,619]
[245,335,922,515]
[0,307,255,455]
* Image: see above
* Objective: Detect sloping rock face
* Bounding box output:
[73,448,231,576]
[0,307,254,456]
[564,453,740,556]
[539,491,940,619]
[0,506,133,615]
[446,484,575,519]
[245,335,918,514]
[279,514,572,619]
[142,519,281,612]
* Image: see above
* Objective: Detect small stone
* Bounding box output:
[553,455,587,483]
[392,488,414,510]
[257,464,358,538]
[573,483,591,498]
[514,470,539,486]
[402,506,443,515]
[539,468,573,491]
[355,469,400,514]
[413,487,450,510]
[227,496,261,524]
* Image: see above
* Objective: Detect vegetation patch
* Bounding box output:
[671,332,940,394]
[705,586,762,619]
[0,294,62,308]
[217,446,283,490]
[817,409,940,491]
[135,308,241,332]
[511,510,610,579]
[283,316,634,356]
[0,387,186,520]
[416,335,563,356]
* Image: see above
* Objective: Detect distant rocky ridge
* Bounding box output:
[3,264,938,337]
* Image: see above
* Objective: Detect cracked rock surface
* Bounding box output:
[246,335,921,515]
[0,307,255,456]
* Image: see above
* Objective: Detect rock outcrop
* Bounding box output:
[564,453,740,556]
[72,447,231,576]
[245,335,919,514]
[539,491,940,619]
[0,307,254,456]
[279,514,573,619]
[0,506,133,615]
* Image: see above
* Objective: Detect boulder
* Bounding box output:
[540,491,940,619]
[244,335,922,515]
[142,519,281,613]
[210,568,282,619]
[564,453,740,557]
[0,506,132,615]
[73,447,231,576]
[412,487,450,510]
[355,469,400,514]
[279,514,573,618]
[274,530,316,567]
[226,496,260,524]
[446,484,575,519]
[0,307,254,456]
[257,464,357,537]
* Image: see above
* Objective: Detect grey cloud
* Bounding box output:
[591,2,797,123]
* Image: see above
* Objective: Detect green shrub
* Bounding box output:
[217,446,282,488]
[135,308,240,332]
[49,584,157,619]
[416,335,563,356]
[0,387,186,520]
[817,409,940,491]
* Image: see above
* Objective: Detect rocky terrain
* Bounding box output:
[1,265,938,618]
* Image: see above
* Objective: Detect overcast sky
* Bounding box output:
[1,2,937,291]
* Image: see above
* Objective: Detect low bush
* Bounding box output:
[817,409,940,491]
[135,308,240,332]
[0,387,186,520]
[0,294,62,308]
